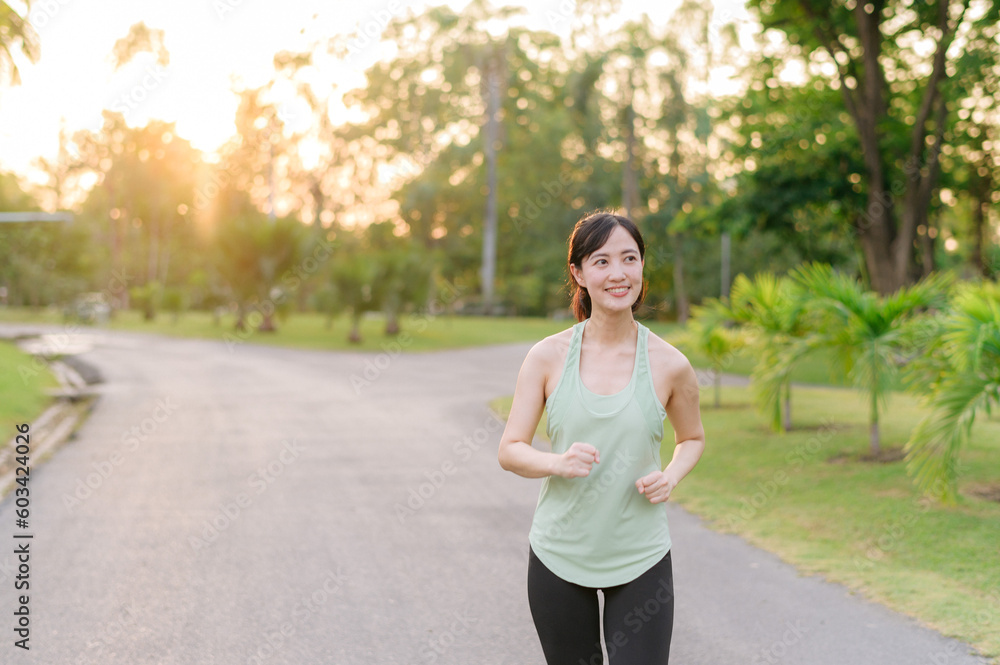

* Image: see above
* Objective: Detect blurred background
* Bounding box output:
[0,0,994,329]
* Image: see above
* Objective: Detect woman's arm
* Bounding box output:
[636,355,706,503]
[498,340,600,479]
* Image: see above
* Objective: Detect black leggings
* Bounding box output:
[527,547,674,665]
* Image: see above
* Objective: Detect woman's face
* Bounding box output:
[570,224,643,314]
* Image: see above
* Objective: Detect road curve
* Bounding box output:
[0,323,989,664]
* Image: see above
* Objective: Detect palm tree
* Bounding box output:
[729,273,810,432]
[686,298,745,408]
[790,263,949,456]
[904,282,1000,503]
[329,230,378,344]
[216,214,302,332]
[0,1,39,86]
[367,221,434,336]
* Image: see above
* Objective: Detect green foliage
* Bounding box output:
[905,282,1000,503]
[3,0,997,332]
[730,273,811,432]
[788,263,951,454]
[0,1,39,86]
[742,0,999,291]
[685,298,746,407]
[214,213,304,331]
[129,281,161,321]
[161,286,185,322]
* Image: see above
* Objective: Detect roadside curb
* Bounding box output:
[0,352,99,501]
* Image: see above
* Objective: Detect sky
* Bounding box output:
[0,0,753,188]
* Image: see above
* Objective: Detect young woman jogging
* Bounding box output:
[498,210,706,664]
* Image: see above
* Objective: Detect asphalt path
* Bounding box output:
[0,323,990,664]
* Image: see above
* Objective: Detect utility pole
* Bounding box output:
[480,43,502,316]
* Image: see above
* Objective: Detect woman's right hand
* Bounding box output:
[553,442,600,478]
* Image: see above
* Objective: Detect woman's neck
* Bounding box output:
[584,309,637,347]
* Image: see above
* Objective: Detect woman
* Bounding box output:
[498,210,705,664]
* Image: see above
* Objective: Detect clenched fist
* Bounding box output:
[635,469,679,504]
[554,442,600,478]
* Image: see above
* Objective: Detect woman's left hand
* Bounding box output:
[635,469,679,504]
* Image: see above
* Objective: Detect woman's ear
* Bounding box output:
[569,263,585,288]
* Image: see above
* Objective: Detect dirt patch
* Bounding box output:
[703,402,754,411]
[827,447,906,464]
[965,484,1000,503]
[858,447,907,463]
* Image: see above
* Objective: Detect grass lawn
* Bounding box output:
[0,306,583,353]
[0,340,58,440]
[490,384,1000,662]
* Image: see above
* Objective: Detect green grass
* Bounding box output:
[0,340,58,440]
[490,385,1000,662]
[0,306,586,353]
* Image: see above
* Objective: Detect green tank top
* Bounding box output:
[529,317,671,588]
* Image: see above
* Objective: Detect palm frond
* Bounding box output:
[905,283,1000,501]
[905,375,1000,502]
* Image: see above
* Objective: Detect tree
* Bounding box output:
[942,16,1000,280]
[730,273,811,432]
[570,5,737,321]
[367,221,434,335]
[215,212,302,332]
[790,262,950,455]
[746,0,1000,294]
[0,1,39,86]
[718,55,866,272]
[685,298,745,408]
[74,114,202,297]
[0,173,94,307]
[110,21,169,69]
[905,281,1000,502]
[328,229,378,344]
[342,0,565,313]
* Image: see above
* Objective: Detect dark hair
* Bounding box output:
[567,210,647,322]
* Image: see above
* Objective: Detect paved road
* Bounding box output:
[0,324,990,664]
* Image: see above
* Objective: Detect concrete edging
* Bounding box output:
[0,356,97,500]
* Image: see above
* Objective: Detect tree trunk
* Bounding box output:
[782,381,792,433]
[258,311,277,332]
[672,233,689,323]
[147,218,159,285]
[855,185,901,295]
[972,199,986,277]
[919,223,936,279]
[825,1,961,295]
[970,135,990,276]
[235,303,246,332]
[480,51,501,316]
[349,310,362,344]
[869,390,881,456]
[622,98,639,219]
[160,242,170,285]
[385,293,400,335]
[713,368,721,409]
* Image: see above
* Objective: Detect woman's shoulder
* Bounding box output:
[524,324,577,371]
[644,326,695,379]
